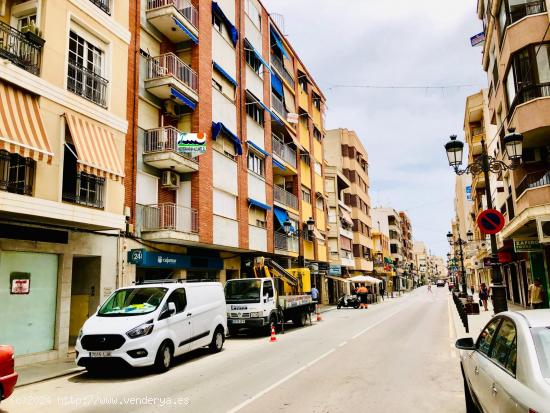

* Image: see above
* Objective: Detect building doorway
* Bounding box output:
[69,257,101,346]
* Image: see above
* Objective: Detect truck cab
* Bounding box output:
[225,277,277,334]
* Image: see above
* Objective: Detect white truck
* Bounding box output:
[225,258,315,335]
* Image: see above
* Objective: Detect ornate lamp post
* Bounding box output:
[444,130,523,313]
[447,229,473,297]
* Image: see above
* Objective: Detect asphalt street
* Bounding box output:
[1,286,464,413]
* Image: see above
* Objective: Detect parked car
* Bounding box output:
[76,281,227,374]
[0,345,18,405]
[436,280,446,287]
[455,310,550,413]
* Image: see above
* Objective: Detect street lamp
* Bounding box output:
[444,129,523,313]
[284,217,315,237]
[447,229,468,296]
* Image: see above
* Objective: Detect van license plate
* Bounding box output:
[231,319,245,324]
[89,351,111,357]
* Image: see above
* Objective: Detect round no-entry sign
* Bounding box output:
[477,209,505,235]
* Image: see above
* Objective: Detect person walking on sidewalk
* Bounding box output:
[380,285,385,301]
[427,284,432,293]
[528,280,544,309]
[311,285,319,313]
[470,285,475,296]
[479,283,490,311]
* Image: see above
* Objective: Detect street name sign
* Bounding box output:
[477,209,505,235]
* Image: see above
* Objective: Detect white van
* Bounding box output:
[75,281,227,373]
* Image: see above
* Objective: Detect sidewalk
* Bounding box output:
[449,293,525,340]
[15,354,83,387]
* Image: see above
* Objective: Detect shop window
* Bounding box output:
[0,150,35,196]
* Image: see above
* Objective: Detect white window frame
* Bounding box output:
[302,186,311,204]
[247,150,265,177]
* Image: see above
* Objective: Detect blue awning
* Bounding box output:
[171,87,196,110]
[272,158,286,171]
[246,91,281,124]
[270,111,283,125]
[247,140,270,157]
[212,2,238,46]
[271,72,284,97]
[212,122,242,155]
[244,39,273,74]
[172,17,199,45]
[270,27,289,59]
[213,62,238,87]
[248,198,271,211]
[273,206,295,231]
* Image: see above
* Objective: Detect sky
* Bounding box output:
[263,0,486,257]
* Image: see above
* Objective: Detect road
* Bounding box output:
[1,287,464,413]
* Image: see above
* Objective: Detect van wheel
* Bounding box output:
[209,327,224,353]
[154,341,173,373]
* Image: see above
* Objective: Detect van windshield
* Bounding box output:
[98,287,168,317]
[225,280,261,304]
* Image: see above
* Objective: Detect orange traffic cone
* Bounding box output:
[316,309,322,322]
[270,324,277,342]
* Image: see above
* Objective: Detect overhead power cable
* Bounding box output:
[328,83,483,91]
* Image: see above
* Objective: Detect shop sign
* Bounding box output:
[470,32,485,47]
[513,238,543,253]
[286,113,299,124]
[329,265,341,276]
[177,132,206,155]
[127,249,223,270]
[10,272,30,294]
[466,186,472,201]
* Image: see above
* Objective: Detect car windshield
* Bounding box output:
[98,287,168,316]
[225,279,262,303]
[532,327,550,379]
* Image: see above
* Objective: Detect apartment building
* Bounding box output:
[399,211,414,288]
[325,128,373,278]
[475,0,550,307]
[0,0,129,364]
[123,1,329,289]
[413,241,428,283]
[371,229,394,288]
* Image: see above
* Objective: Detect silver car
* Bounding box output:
[455,310,550,413]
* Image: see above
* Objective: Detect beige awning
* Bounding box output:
[0,81,53,163]
[340,208,353,226]
[325,275,350,283]
[65,112,124,180]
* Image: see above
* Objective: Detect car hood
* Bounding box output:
[82,313,156,335]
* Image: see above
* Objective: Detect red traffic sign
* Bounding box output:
[477,209,505,235]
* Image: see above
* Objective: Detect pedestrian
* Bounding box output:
[427,283,432,293]
[311,285,319,312]
[528,280,544,309]
[380,285,385,301]
[357,284,369,309]
[470,285,475,296]
[479,283,490,311]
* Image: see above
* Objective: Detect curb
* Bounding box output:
[16,367,85,388]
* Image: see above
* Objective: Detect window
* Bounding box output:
[165,288,187,314]
[249,206,266,228]
[298,76,308,92]
[500,0,547,33]
[89,0,111,15]
[313,127,323,142]
[301,152,311,166]
[244,0,261,29]
[262,281,274,298]
[390,244,398,254]
[325,178,335,193]
[302,186,311,204]
[67,30,107,107]
[490,319,517,373]
[477,318,502,356]
[0,150,35,195]
[247,150,264,177]
[246,96,265,126]
[16,13,36,31]
[213,189,237,219]
[313,161,322,176]
[213,14,223,33]
[245,40,263,76]
[316,195,324,210]
[312,93,321,110]
[213,136,237,160]
[212,79,222,92]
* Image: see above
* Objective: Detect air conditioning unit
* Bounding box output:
[537,215,550,244]
[161,170,180,190]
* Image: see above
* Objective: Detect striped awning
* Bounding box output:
[65,112,124,180]
[0,82,53,163]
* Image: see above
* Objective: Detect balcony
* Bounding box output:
[505,0,546,27]
[514,170,550,215]
[271,54,295,88]
[145,53,198,102]
[138,203,199,243]
[67,60,108,108]
[271,93,288,120]
[354,257,374,272]
[146,0,198,44]
[272,135,297,168]
[274,232,299,254]
[0,21,43,75]
[90,0,111,14]
[340,250,355,267]
[274,185,298,210]
[469,127,485,156]
[143,127,199,173]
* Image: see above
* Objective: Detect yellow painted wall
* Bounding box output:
[316,242,328,262]
[302,201,312,222]
[316,208,326,230]
[312,107,321,128]
[314,173,324,195]
[300,161,311,188]
[304,241,314,260]
[299,120,310,151]
[313,139,322,163]
[299,88,309,111]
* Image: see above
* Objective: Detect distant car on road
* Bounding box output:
[456,310,550,413]
[0,345,18,405]
[436,280,445,287]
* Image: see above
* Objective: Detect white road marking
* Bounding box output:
[226,349,336,413]
[338,341,347,347]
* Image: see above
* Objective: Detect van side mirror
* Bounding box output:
[167,302,176,314]
[159,302,176,321]
[455,337,475,350]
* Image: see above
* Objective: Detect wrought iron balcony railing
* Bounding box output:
[272,135,297,168]
[67,60,109,108]
[140,203,198,233]
[146,0,198,28]
[62,173,105,209]
[89,0,111,15]
[144,126,197,162]
[273,185,298,210]
[0,21,43,75]
[147,53,198,92]
[515,170,550,199]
